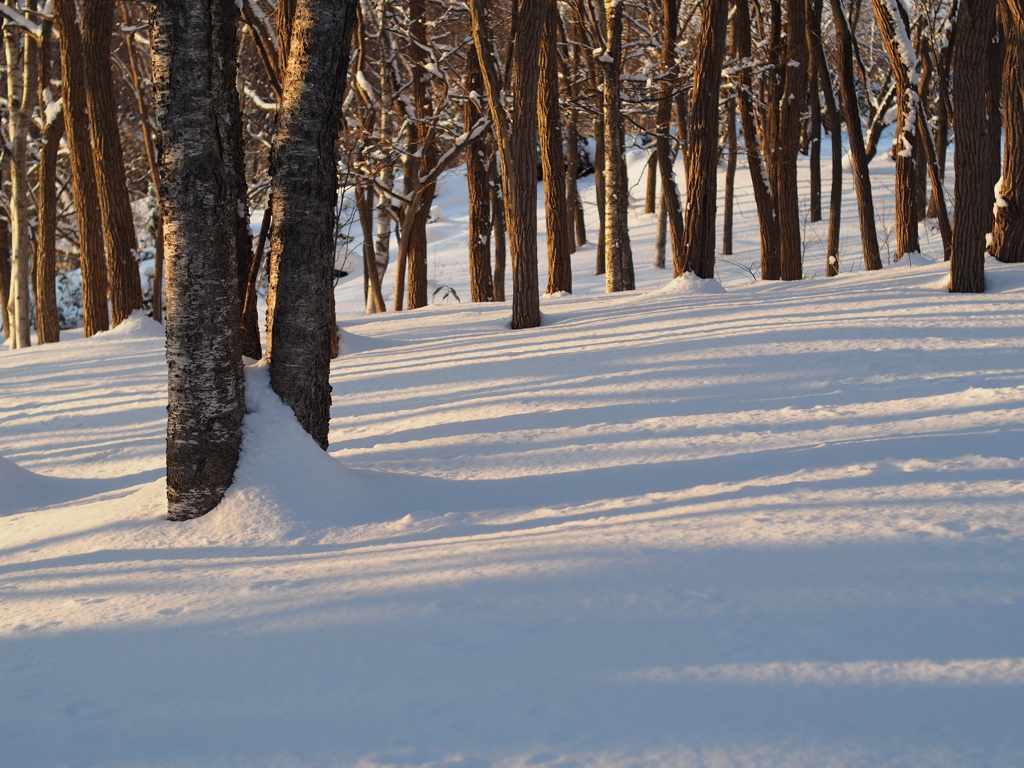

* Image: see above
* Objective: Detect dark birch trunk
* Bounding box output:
[678,0,728,280]
[816,46,844,276]
[151,0,245,519]
[951,0,998,292]
[265,0,358,446]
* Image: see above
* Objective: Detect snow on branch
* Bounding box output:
[0,3,42,37]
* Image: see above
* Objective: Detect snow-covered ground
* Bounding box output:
[2,140,1023,767]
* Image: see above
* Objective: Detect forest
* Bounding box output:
[2,2,1024,765]
[1,0,1011,517]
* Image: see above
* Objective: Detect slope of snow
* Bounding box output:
[2,140,1022,767]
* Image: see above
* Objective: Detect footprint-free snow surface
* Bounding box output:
[3,143,1024,765]
[3,261,1024,767]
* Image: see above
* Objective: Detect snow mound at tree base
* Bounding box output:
[653,272,727,295]
[205,361,415,546]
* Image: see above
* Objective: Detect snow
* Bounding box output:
[2,135,1024,767]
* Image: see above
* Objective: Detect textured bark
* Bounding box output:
[465,48,493,302]
[678,0,728,280]
[928,13,954,219]
[538,0,571,294]
[35,114,65,344]
[601,0,634,291]
[4,22,34,348]
[774,0,808,281]
[594,103,607,275]
[992,6,1024,262]
[871,0,920,259]
[722,98,737,256]
[469,0,542,328]
[829,0,882,271]
[357,183,386,313]
[733,0,780,281]
[151,0,245,519]
[82,0,144,326]
[564,34,587,248]
[951,0,998,292]
[266,0,358,446]
[807,2,823,223]
[54,0,109,336]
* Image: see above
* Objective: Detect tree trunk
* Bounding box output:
[35,114,65,344]
[151,0,246,519]
[951,0,998,292]
[829,0,882,271]
[733,0,780,281]
[774,0,808,281]
[404,0,437,311]
[54,0,109,336]
[992,5,1024,262]
[0,212,11,342]
[465,47,493,302]
[82,0,144,326]
[678,0,728,280]
[600,0,634,291]
[871,0,921,259]
[4,22,34,348]
[266,0,358,446]
[489,149,507,302]
[722,97,737,256]
[538,0,572,294]
[469,0,543,328]
[816,46,844,276]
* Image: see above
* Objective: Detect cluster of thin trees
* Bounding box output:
[0,0,1020,517]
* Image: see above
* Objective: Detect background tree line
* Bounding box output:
[0,0,1016,516]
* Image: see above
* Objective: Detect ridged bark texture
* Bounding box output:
[35,115,65,344]
[538,0,571,294]
[601,0,634,291]
[152,0,245,519]
[951,0,998,292]
[656,0,685,272]
[774,0,808,281]
[992,9,1024,262]
[678,0,728,280]
[54,0,108,336]
[82,0,144,326]
[266,0,357,448]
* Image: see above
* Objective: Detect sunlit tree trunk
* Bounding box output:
[951,0,998,292]
[266,0,359,446]
[151,0,245,519]
[678,0,728,280]
[82,0,144,326]
[54,0,109,336]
